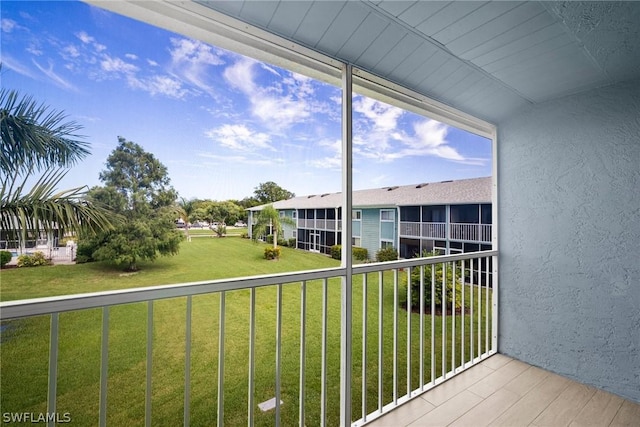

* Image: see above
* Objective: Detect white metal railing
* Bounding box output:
[0,251,497,426]
[449,223,492,242]
[422,222,446,239]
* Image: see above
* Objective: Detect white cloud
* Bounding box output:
[198,153,283,166]
[1,18,18,32]
[125,53,138,60]
[147,59,159,67]
[307,138,341,170]
[32,59,79,92]
[205,124,273,151]
[353,97,403,132]
[75,31,95,44]
[127,74,188,99]
[168,37,224,96]
[100,54,138,74]
[1,55,38,79]
[223,57,313,130]
[62,44,81,59]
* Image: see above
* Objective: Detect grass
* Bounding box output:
[0,237,492,426]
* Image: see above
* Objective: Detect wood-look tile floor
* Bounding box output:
[367,354,639,427]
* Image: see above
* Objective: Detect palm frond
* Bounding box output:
[0,89,89,173]
[1,169,116,245]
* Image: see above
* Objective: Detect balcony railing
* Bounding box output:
[0,251,497,426]
[399,222,492,243]
[298,219,342,231]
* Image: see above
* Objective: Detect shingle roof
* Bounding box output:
[249,177,491,211]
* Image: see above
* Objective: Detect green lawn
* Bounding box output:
[0,238,492,426]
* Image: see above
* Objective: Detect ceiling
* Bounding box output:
[193,1,640,124]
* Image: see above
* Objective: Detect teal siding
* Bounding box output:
[360,209,381,260]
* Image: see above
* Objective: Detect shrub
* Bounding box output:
[288,238,297,248]
[406,251,466,311]
[330,245,369,261]
[266,234,274,244]
[214,223,227,237]
[277,238,287,247]
[17,251,49,268]
[330,245,341,260]
[264,246,281,260]
[375,247,397,262]
[76,241,96,263]
[0,251,12,267]
[240,232,249,239]
[353,247,368,261]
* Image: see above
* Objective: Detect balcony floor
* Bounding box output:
[367,354,639,427]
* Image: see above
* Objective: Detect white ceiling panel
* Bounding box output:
[291,1,346,48]
[266,2,313,37]
[431,1,521,45]
[352,22,407,68]
[373,32,424,77]
[375,1,416,18]
[335,12,390,62]
[396,1,450,28]
[415,1,489,37]
[238,1,278,27]
[444,2,547,57]
[315,1,368,57]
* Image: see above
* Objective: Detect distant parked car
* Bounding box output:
[234,221,247,227]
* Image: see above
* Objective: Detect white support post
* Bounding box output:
[340,62,353,427]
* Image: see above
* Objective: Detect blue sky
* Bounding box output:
[1,1,492,201]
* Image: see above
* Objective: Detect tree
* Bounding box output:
[252,205,295,250]
[206,200,244,227]
[177,197,195,241]
[253,181,294,204]
[82,137,183,271]
[0,88,113,248]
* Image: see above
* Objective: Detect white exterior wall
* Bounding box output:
[498,79,640,402]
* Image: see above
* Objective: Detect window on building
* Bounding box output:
[380,209,395,221]
[352,210,362,220]
[352,237,361,247]
[292,211,297,219]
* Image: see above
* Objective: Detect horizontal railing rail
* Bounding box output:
[0,250,497,427]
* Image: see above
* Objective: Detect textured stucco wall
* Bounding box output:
[497,79,640,402]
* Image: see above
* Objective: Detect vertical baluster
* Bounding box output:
[299,281,307,427]
[275,285,282,426]
[452,260,456,373]
[218,293,225,427]
[485,257,490,355]
[184,296,192,427]
[461,260,465,368]
[406,267,411,397]
[470,259,475,361]
[146,301,153,427]
[378,271,384,412]
[362,274,367,422]
[430,263,435,384]
[393,268,398,404]
[441,262,446,379]
[47,313,59,427]
[248,288,256,427]
[99,307,109,427]
[321,279,328,427]
[477,258,482,359]
[419,265,424,390]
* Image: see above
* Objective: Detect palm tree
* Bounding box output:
[176,197,195,241]
[252,204,295,249]
[1,88,114,250]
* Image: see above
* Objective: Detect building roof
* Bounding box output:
[249,177,491,211]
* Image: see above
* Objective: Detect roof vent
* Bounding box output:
[387,186,399,191]
[307,195,316,198]
[320,193,330,197]
[416,183,429,188]
[440,180,453,183]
